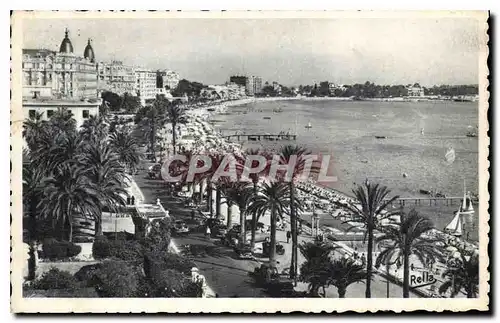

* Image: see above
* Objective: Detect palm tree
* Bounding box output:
[298,241,339,296]
[334,181,399,298]
[78,143,128,236]
[48,107,77,137]
[22,161,45,280]
[248,182,291,267]
[32,131,82,176]
[439,248,479,298]
[376,209,443,298]
[165,99,187,154]
[328,257,367,298]
[135,99,167,161]
[80,114,109,145]
[237,148,272,248]
[39,163,101,242]
[109,130,143,174]
[23,111,46,152]
[220,182,253,244]
[279,144,320,280]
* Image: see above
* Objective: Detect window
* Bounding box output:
[47,110,54,118]
[28,110,36,119]
[82,110,90,119]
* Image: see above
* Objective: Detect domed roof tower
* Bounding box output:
[59,28,74,54]
[83,38,95,62]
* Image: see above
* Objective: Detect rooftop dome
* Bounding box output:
[59,29,74,54]
[83,39,95,63]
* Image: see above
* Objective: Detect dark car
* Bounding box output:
[173,220,189,236]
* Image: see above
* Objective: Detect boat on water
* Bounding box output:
[460,180,474,214]
[263,116,271,120]
[375,135,387,139]
[207,108,215,112]
[305,122,312,129]
[273,107,283,113]
[444,207,463,237]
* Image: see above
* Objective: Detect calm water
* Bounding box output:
[213,99,479,240]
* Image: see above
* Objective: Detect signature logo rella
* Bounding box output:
[410,271,436,289]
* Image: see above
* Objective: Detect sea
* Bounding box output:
[211,99,479,241]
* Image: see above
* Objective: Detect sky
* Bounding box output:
[22,16,483,87]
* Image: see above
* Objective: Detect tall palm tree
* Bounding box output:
[248,182,291,267]
[237,148,272,248]
[298,241,339,296]
[279,144,320,280]
[48,107,77,137]
[376,209,443,298]
[439,248,479,298]
[165,99,187,154]
[335,181,399,298]
[328,257,367,298]
[22,161,45,280]
[78,143,127,236]
[219,182,253,244]
[109,130,143,174]
[135,98,167,160]
[39,163,101,242]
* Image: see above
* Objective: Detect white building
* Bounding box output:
[97,60,136,96]
[407,84,425,97]
[135,69,158,105]
[23,99,100,128]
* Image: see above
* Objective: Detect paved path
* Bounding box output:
[133,166,267,297]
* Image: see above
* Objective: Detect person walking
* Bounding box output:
[205,225,211,239]
[286,231,291,243]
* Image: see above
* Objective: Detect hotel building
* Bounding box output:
[97,60,136,96]
[22,29,100,128]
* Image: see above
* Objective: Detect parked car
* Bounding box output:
[147,164,162,179]
[173,220,189,236]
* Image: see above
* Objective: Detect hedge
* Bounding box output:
[93,261,139,297]
[32,268,79,290]
[92,236,143,261]
[40,239,82,260]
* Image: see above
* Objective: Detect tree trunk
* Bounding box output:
[68,219,73,242]
[365,226,373,298]
[172,122,177,154]
[151,121,156,160]
[216,187,221,219]
[269,206,277,267]
[403,251,410,298]
[226,203,233,228]
[250,181,258,248]
[27,241,36,281]
[239,206,246,245]
[207,184,213,216]
[338,287,346,298]
[95,218,103,237]
[289,182,297,280]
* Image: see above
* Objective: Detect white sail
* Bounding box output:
[445,211,463,237]
[445,147,456,164]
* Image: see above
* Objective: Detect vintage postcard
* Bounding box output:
[10,10,489,313]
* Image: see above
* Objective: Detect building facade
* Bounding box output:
[22,29,100,128]
[407,84,425,97]
[135,69,158,105]
[22,31,98,100]
[157,70,180,90]
[97,60,136,96]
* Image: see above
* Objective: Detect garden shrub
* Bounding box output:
[143,251,196,278]
[143,217,172,252]
[32,268,79,290]
[41,239,82,260]
[93,261,139,297]
[149,269,203,297]
[92,236,143,261]
[74,263,103,287]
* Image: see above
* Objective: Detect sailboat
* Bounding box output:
[305,121,312,129]
[460,180,474,214]
[444,204,463,237]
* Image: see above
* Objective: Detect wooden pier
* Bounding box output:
[222,133,297,142]
[386,196,466,207]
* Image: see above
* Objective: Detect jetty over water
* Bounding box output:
[387,196,467,207]
[222,133,297,142]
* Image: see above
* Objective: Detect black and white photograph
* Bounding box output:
[10,10,489,313]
